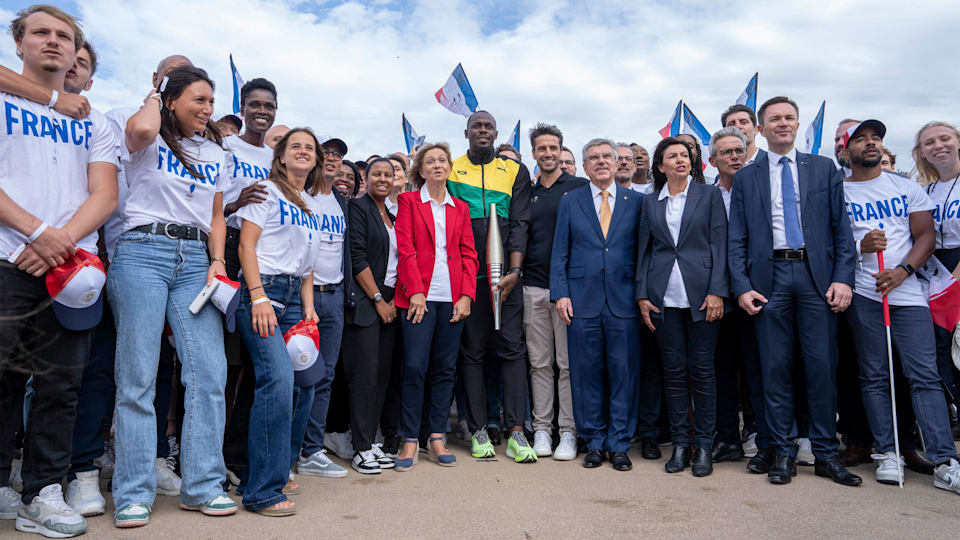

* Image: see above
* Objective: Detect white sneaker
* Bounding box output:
[298,449,348,478]
[533,430,553,457]
[10,458,23,492]
[15,484,87,538]
[371,444,394,469]
[934,458,960,494]
[795,438,815,465]
[323,432,354,460]
[872,452,904,485]
[351,450,381,475]
[553,432,578,461]
[65,470,105,516]
[742,432,758,458]
[0,486,19,520]
[156,457,182,496]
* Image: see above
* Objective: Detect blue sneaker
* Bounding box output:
[298,449,348,478]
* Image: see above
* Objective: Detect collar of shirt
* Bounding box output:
[766,146,798,167]
[658,179,691,201]
[420,184,455,207]
[589,181,615,200]
[534,171,572,190]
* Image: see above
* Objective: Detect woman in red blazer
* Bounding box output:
[393,142,478,471]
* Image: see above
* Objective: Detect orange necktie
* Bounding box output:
[600,190,611,238]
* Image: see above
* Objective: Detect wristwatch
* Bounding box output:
[373,292,383,303]
[507,267,523,278]
[897,263,915,276]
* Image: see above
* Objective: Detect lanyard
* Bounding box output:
[928,172,960,249]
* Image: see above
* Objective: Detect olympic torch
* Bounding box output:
[487,203,504,331]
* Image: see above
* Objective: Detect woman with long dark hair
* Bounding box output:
[109,65,235,527]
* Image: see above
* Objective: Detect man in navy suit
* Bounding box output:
[728,96,862,487]
[550,138,643,472]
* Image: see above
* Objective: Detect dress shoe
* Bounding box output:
[640,439,661,460]
[747,447,775,474]
[692,448,713,477]
[582,449,606,468]
[838,444,872,467]
[767,454,797,484]
[903,447,935,475]
[664,446,690,473]
[814,456,863,486]
[711,441,744,463]
[610,452,632,471]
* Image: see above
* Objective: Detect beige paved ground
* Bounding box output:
[3,440,959,539]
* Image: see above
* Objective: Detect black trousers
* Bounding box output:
[714,309,770,448]
[655,308,718,450]
[636,324,663,441]
[379,318,404,441]
[223,227,254,474]
[0,262,92,502]
[459,277,527,432]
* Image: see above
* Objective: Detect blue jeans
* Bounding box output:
[235,274,308,509]
[302,284,344,456]
[847,295,958,464]
[107,231,227,510]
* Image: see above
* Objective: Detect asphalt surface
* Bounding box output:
[3,439,958,539]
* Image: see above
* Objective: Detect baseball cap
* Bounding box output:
[321,137,348,156]
[218,114,242,131]
[45,248,105,331]
[284,320,322,386]
[843,119,886,148]
[209,275,241,332]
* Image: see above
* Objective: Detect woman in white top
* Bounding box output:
[915,121,960,404]
[107,65,235,527]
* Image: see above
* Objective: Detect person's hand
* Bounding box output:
[53,92,90,119]
[737,290,767,315]
[29,225,75,268]
[556,297,573,325]
[825,282,853,312]
[224,183,268,215]
[637,299,660,331]
[304,307,319,323]
[406,293,427,324]
[873,267,909,297]
[207,260,226,285]
[860,229,886,254]
[450,295,472,322]
[14,245,51,277]
[700,294,724,322]
[375,296,397,324]
[252,301,278,337]
[496,271,519,298]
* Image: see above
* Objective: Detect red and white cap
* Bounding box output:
[45,248,105,330]
[284,320,322,386]
[843,119,887,148]
[209,275,241,332]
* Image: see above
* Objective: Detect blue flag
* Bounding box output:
[402,114,425,154]
[510,120,520,152]
[659,100,682,138]
[681,103,712,148]
[229,54,244,115]
[736,72,758,111]
[804,100,826,155]
[435,63,478,117]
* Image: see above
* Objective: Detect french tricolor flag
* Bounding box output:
[918,256,960,332]
[435,63,478,118]
[229,54,244,115]
[659,100,682,139]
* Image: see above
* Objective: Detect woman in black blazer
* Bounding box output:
[636,137,729,477]
[342,158,401,474]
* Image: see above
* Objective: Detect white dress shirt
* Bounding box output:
[589,181,616,219]
[766,147,804,250]
[421,184,455,302]
[659,181,691,309]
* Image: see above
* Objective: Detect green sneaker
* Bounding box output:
[179,494,238,516]
[506,431,538,463]
[114,503,150,528]
[471,429,496,458]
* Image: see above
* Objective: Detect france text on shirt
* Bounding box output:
[845,195,910,223]
[278,197,345,235]
[4,99,94,149]
[157,144,222,186]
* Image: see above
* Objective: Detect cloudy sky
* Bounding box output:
[1,0,955,173]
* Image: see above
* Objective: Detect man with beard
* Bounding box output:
[447,110,535,462]
[614,143,636,189]
[523,123,586,460]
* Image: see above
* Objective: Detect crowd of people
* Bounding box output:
[1,4,959,538]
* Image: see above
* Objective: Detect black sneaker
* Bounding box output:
[351,450,381,475]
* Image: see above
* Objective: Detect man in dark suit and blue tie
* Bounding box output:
[550,138,643,471]
[728,96,862,487]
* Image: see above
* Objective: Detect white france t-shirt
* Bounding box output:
[0,92,118,258]
[121,134,228,234]
[102,107,135,261]
[309,191,346,285]
[843,171,934,307]
[926,175,960,249]
[235,181,316,277]
[223,135,273,229]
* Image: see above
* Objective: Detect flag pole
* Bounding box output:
[878,250,903,488]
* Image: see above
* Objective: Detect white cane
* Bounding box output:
[878,249,903,488]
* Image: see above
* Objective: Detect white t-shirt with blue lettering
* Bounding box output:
[235,181,316,277]
[844,171,934,306]
[309,191,345,285]
[121,134,228,234]
[222,135,273,229]
[101,107,135,261]
[0,92,118,258]
[926,175,960,249]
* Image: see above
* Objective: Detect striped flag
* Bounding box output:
[918,256,960,332]
[229,54,244,115]
[434,63,478,118]
[804,100,826,155]
[736,72,758,111]
[401,114,425,154]
[681,103,712,149]
[659,100,682,138]
[510,120,520,152]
